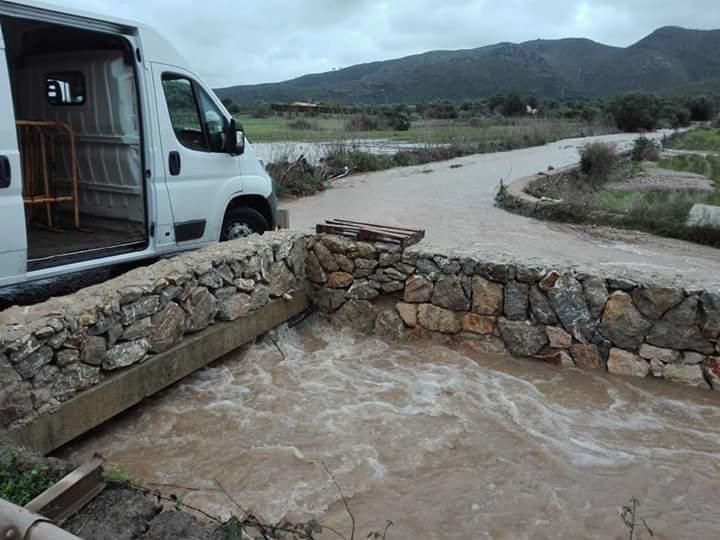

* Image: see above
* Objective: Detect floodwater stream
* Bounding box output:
[61,320,720,539]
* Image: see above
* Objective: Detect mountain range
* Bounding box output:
[215,26,720,105]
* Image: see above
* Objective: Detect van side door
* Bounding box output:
[151,64,243,246]
[0,28,27,286]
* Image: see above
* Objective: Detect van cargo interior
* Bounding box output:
[1,16,147,270]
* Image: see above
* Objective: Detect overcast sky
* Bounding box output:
[49,0,719,88]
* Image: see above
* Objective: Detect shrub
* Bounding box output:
[580,143,618,186]
[687,96,716,122]
[631,136,660,162]
[387,112,411,131]
[345,114,379,132]
[610,93,661,132]
[502,93,527,117]
[266,158,327,197]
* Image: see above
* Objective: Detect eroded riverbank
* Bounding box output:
[60,320,720,539]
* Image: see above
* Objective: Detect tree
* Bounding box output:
[502,93,526,116]
[687,95,716,122]
[609,93,661,132]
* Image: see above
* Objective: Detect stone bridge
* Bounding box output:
[2,231,719,454]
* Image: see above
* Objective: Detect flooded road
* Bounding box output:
[62,321,720,539]
[282,132,720,289]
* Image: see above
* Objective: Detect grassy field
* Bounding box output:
[503,137,720,248]
[665,128,720,152]
[236,114,615,144]
[590,152,720,246]
[658,153,720,186]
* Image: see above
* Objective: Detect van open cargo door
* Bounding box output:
[0,24,27,286]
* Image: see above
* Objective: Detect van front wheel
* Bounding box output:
[220,207,269,241]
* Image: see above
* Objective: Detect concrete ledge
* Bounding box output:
[10,293,309,454]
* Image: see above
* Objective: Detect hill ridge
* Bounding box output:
[215,27,720,105]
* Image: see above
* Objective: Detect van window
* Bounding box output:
[161,74,228,152]
[196,86,228,152]
[47,72,86,105]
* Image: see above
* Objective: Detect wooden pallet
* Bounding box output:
[316,219,425,248]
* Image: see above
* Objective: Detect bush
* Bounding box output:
[387,112,411,131]
[265,158,327,197]
[687,96,716,122]
[580,143,618,186]
[502,93,527,117]
[610,93,661,132]
[631,136,660,162]
[345,114,379,132]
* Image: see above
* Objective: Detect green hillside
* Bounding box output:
[215,27,720,105]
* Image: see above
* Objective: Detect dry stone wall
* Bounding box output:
[2,230,719,437]
[308,234,720,392]
[0,232,305,432]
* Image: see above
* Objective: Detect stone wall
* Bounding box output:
[3,229,719,439]
[308,234,720,392]
[0,232,305,432]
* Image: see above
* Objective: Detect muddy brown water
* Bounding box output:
[61,320,720,539]
[282,131,720,290]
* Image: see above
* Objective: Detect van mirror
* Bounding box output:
[225,119,245,156]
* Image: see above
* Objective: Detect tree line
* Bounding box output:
[220,92,720,133]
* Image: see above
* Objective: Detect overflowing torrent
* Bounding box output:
[61,320,720,539]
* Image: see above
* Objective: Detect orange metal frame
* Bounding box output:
[16,120,80,229]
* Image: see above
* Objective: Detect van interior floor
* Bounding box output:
[27,226,146,269]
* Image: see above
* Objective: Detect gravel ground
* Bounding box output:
[605,163,715,193]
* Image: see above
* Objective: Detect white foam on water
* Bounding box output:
[61,321,720,536]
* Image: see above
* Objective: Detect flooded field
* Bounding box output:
[61,320,720,540]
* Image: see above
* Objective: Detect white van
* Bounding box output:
[0,0,277,288]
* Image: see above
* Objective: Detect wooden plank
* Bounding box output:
[330,218,422,234]
[323,222,408,240]
[317,224,403,244]
[25,457,106,524]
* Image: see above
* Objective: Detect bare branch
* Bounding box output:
[269,335,286,360]
[214,477,251,520]
[321,461,355,540]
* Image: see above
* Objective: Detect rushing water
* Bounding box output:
[61,320,720,539]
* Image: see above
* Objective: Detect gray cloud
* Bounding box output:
[48,0,719,87]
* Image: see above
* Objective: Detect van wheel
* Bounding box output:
[220,207,269,241]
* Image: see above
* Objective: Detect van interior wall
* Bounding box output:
[1,17,146,262]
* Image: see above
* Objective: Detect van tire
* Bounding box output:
[220,207,269,241]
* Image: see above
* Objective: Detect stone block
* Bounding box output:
[547,274,595,344]
[417,304,462,334]
[607,349,649,378]
[328,272,354,289]
[404,276,434,303]
[103,340,150,371]
[432,275,470,311]
[497,319,548,357]
[546,326,572,349]
[472,277,504,316]
[396,303,418,328]
[632,288,685,320]
[504,281,529,321]
[570,343,603,369]
[462,314,495,335]
[598,291,651,350]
